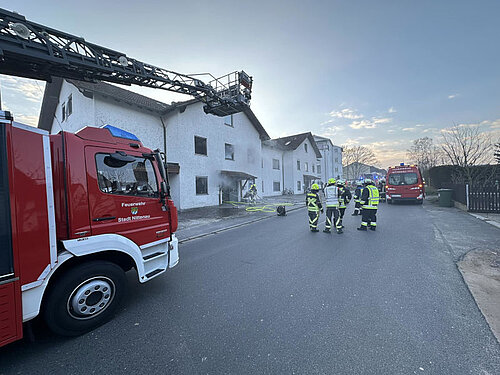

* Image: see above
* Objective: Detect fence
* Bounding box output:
[467,184,500,213]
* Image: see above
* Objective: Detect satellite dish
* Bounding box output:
[118,56,129,67]
[11,23,30,40]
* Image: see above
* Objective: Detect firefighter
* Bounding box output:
[323,178,342,234]
[306,183,323,232]
[337,179,352,228]
[351,180,364,216]
[249,183,257,203]
[357,178,380,231]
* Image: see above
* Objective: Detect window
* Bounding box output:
[261,158,264,168]
[272,159,280,170]
[335,148,338,153]
[61,103,66,122]
[273,181,281,192]
[297,160,300,170]
[262,180,264,192]
[317,165,321,174]
[196,176,208,195]
[224,115,233,127]
[335,158,338,163]
[312,165,315,173]
[194,136,207,155]
[304,143,308,153]
[67,94,72,117]
[335,167,338,172]
[305,162,309,172]
[225,143,234,160]
[96,153,158,197]
[388,172,418,186]
[297,181,301,191]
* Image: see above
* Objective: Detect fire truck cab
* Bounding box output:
[385,163,425,204]
[1,111,178,346]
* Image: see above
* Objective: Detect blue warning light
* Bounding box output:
[102,125,140,141]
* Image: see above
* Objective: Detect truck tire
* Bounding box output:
[43,261,127,336]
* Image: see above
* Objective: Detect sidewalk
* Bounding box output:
[176,194,306,242]
[468,212,500,230]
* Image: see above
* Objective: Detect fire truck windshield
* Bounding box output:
[388,172,418,186]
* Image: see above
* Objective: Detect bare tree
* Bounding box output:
[406,137,442,172]
[494,141,500,164]
[342,145,378,180]
[440,124,493,183]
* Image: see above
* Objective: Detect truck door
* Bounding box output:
[0,122,23,347]
[85,147,170,247]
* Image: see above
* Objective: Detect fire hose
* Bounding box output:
[223,201,295,212]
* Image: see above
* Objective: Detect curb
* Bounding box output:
[469,213,500,230]
[178,205,305,244]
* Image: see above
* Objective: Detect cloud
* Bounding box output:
[415,124,425,127]
[14,114,39,126]
[480,119,500,129]
[349,117,391,130]
[448,94,459,99]
[328,107,363,120]
[321,125,343,137]
[0,76,44,103]
[402,127,417,132]
[388,107,396,113]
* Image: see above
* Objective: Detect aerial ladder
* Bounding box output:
[0,8,253,117]
[0,7,253,347]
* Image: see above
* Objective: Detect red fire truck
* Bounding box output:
[385,163,425,204]
[0,8,252,347]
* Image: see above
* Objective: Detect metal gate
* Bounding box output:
[467,184,500,213]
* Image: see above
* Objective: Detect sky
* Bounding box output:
[1,0,499,168]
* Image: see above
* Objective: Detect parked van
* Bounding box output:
[386,164,425,204]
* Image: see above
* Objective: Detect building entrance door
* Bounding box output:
[221,178,239,202]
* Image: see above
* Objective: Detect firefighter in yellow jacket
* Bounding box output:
[357,179,380,231]
[306,183,323,232]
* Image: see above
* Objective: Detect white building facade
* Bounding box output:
[39,79,269,210]
[261,133,322,195]
[39,79,326,209]
[314,135,343,181]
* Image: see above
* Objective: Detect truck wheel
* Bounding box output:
[43,261,127,336]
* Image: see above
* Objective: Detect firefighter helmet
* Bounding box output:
[328,178,336,184]
[311,183,320,190]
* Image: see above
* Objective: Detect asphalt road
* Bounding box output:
[2,201,500,374]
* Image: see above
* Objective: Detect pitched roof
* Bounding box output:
[67,79,171,113]
[313,135,342,150]
[38,78,171,131]
[273,132,322,158]
[167,99,270,141]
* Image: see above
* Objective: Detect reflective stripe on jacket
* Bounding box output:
[362,185,379,209]
[324,185,339,207]
[306,193,321,212]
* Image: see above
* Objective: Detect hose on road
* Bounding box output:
[223,201,295,213]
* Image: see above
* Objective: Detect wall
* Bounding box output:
[51,81,94,134]
[163,102,262,210]
[94,97,164,152]
[261,143,284,196]
[291,138,321,193]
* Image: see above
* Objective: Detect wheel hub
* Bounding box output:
[68,277,115,320]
